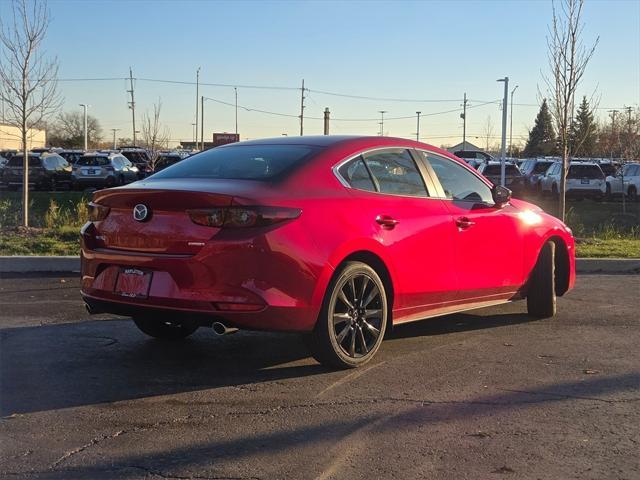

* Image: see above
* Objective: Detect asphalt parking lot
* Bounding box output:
[1,273,639,479]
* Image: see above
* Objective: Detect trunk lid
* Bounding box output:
[92,184,236,254]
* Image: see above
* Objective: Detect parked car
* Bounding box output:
[58,149,85,166]
[605,162,640,200]
[154,152,186,172]
[519,158,556,193]
[81,136,575,369]
[0,149,17,161]
[120,147,152,178]
[1,152,72,191]
[454,150,494,164]
[539,161,605,199]
[72,152,139,189]
[477,161,525,194]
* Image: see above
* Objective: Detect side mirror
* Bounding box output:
[492,184,512,206]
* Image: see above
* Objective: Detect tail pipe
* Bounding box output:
[212,322,239,336]
[85,302,104,315]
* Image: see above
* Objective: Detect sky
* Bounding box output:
[1,0,638,148]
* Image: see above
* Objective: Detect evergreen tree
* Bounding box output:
[523,99,557,157]
[570,96,597,157]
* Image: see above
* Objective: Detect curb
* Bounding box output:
[0,256,80,273]
[1,256,639,275]
[575,258,640,275]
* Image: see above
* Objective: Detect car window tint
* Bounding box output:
[362,149,427,196]
[151,145,318,180]
[423,153,493,204]
[337,157,376,192]
[568,165,603,179]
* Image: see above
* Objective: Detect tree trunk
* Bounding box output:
[559,143,569,222]
[22,126,29,227]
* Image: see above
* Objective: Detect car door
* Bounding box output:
[336,148,458,319]
[418,151,525,302]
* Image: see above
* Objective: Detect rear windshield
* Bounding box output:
[599,164,616,176]
[122,151,149,163]
[150,145,319,180]
[77,156,110,167]
[8,156,41,167]
[483,164,521,175]
[533,162,553,174]
[568,164,604,179]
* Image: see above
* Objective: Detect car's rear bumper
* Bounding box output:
[80,220,326,332]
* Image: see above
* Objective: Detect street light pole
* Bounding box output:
[234,87,238,136]
[79,104,89,150]
[509,85,519,157]
[379,110,387,136]
[497,77,509,187]
[416,111,421,142]
[195,67,200,150]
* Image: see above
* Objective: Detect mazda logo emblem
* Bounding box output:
[133,204,149,222]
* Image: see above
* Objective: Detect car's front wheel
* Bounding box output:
[527,241,556,318]
[133,316,199,340]
[308,262,388,369]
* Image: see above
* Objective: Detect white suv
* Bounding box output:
[605,163,640,201]
[540,161,605,199]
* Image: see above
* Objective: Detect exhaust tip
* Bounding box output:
[212,322,238,336]
[85,302,103,315]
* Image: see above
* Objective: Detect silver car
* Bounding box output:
[72,152,139,189]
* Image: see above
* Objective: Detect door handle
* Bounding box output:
[376,215,399,229]
[455,217,475,229]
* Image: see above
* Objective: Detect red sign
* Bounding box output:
[213,133,240,147]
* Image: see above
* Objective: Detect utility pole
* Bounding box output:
[323,107,330,135]
[79,104,89,150]
[235,87,238,136]
[200,95,205,150]
[379,110,387,136]
[497,77,509,187]
[509,85,518,156]
[195,67,200,150]
[127,67,136,146]
[416,111,421,142]
[299,79,305,136]
[191,123,196,144]
[111,128,120,149]
[461,93,468,149]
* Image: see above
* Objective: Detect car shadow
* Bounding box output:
[1,307,538,416]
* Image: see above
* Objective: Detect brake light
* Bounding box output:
[88,202,110,221]
[187,206,301,228]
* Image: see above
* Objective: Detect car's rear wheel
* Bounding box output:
[605,183,612,198]
[133,316,199,340]
[527,241,556,318]
[308,262,387,369]
[629,186,638,202]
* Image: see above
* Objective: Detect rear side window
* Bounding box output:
[423,153,494,204]
[337,157,376,192]
[362,149,428,196]
[150,145,318,180]
[8,156,41,167]
[483,164,521,175]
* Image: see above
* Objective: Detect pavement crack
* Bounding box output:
[52,429,126,467]
[496,388,640,404]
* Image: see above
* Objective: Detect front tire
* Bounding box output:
[308,262,388,369]
[133,316,199,340]
[527,241,556,318]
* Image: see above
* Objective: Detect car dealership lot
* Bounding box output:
[1,274,639,479]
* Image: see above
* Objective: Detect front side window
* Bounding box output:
[422,153,493,204]
[362,149,428,196]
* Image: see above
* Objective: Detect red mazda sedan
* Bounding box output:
[81,136,575,368]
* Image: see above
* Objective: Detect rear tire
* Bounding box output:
[629,186,638,202]
[527,241,556,318]
[133,316,199,340]
[308,262,388,369]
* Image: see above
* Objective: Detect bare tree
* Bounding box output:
[482,116,495,152]
[140,99,170,169]
[544,0,598,221]
[0,0,61,227]
[48,110,102,148]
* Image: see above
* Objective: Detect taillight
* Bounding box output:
[187,206,301,228]
[88,202,110,222]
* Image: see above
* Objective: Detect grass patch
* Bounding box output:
[0,227,80,256]
[576,238,640,258]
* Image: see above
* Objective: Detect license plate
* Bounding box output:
[114,268,152,299]
[581,178,589,184]
[88,169,96,175]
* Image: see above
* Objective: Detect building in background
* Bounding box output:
[0,123,46,150]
